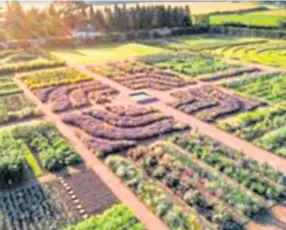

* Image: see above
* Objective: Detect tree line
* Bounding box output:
[1,1,192,41]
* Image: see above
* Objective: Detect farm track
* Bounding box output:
[12,76,170,230]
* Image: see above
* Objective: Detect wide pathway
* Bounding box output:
[13,77,170,230]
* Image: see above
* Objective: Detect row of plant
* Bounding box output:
[170,85,262,122]
[33,80,119,112]
[21,68,93,89]
[0,59,65,75]
[104,155,203,230]
[0,121,81,187]
[0,181,82,230]
[62,105,188,155]
[171,132,286,202]
[222,72,286,104]
[0,93,41,124]
[148,55,237,79]
[0,82,22,96]
[88,61,191,91]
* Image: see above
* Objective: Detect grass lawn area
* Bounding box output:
[210,10,286,27]
[51,43,164,64]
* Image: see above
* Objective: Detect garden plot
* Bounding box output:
[222,72,286,104]
[0,93,41,124]
[63,169,118,215]
[61,105,189,155]
[104,155,203,230]
[169,85,263,122]
[0,81,22,96]
[218,104,286,158]
[0,181,81,230]
[147,55,241,80]
[63,204,146,230]
[0,48,65,75]
[33,80,119,112]
[88,60,191,91]
[0,121,82,188]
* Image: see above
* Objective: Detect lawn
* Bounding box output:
[210,10,286,27]
[51,43,164,64]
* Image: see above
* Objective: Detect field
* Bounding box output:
[89,60,192,90]
[51,43,164,64]
[210,10,286,27]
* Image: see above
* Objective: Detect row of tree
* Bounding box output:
[2,1,192,41]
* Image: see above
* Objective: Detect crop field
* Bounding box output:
[222,72,286,104]
[0,48,65,74]
[61,105,189,156]
[169,85,263,122]
[89,60,192,90]
[51,43,164,64]
[210,10,286,27]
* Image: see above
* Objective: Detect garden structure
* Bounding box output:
[1,33,286,230]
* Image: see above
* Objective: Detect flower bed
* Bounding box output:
[104,155,203,230]
[61,105,189,156]
[88,61,192,91]
[0,93,41,124]
[33,80,119,112]
[21,68,93,89]
[64,204,146,230]
[171,132,286,202]
[170,85,263,122]
[0,181,82,230]
[0,82,22,96]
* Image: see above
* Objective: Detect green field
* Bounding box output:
[210,10,286,27]
[52,43,164,64]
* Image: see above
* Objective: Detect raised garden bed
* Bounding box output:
[88,60,192,91]
[170,85,264,122]
[33,80,119,112]
[61,105,189,155]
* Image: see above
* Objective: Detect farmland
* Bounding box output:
[210,10,286,27]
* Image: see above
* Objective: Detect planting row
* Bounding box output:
[171,132,286,202]
[170,85,263,122]
[0,121,81,187]
[61,105,189,155]
[0,82,22,96]
[88,60,192,91]
[21,68,93,89]
[104,155,203,230]
[222,72,286,104]
[0,93,41,124]
[0,181,81,230]
[63,204,145,230]
[147,55,238,80]
[218,104,286,158]
[34,80,119,112]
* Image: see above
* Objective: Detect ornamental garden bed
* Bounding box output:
[0,181,82,230]
[169,85,263,122]
[33,80,119,113]
[0,121,82,188]
[217,103,286,158]
[88,60,192,91]
[0,93,42,124]
[61,105,189,156]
